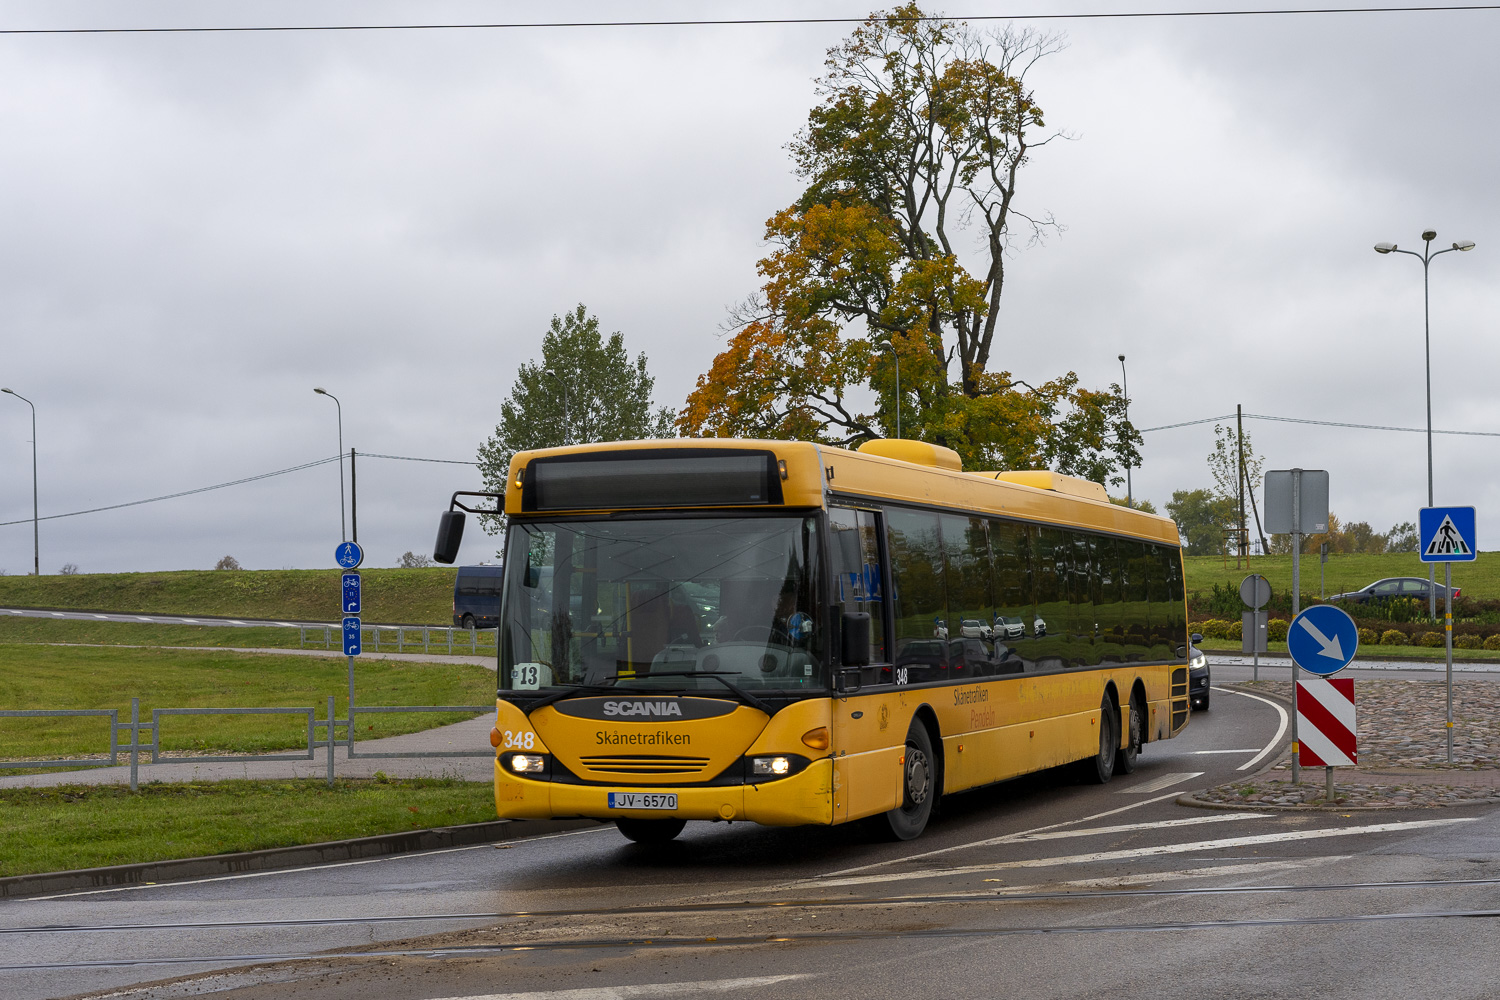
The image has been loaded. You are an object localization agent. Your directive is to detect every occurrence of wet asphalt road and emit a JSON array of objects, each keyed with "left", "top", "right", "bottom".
[{"left": 4, "top": 681, "right": 1498, "bottom": 1000}]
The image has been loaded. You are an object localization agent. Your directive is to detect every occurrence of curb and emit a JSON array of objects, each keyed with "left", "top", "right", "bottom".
[
  {"left": 0, "top": 817, "right": 603, "bottom": 899},
  {"left": 1180, "top": 682, "right": 1500, "bottom": 813}
]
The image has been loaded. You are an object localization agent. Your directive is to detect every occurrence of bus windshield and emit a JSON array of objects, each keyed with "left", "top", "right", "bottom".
[{"left": 499, "top": 516, "right": 824, "bottom": 696}]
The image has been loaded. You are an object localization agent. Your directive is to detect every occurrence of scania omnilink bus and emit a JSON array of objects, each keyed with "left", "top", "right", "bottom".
[{"left": 432, "top": 437, "right": 1191, "bottom": 842}]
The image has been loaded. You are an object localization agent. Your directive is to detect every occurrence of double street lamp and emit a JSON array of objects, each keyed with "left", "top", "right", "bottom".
[
  {"left": 1, "top": 388, "right": 38, "bottom": 576},
  {"left": 313, "top": 387, "right": 346, "bottom": 542},
  {"left": 1373, "top": 230, "right": 1476, "bottom": 616}
]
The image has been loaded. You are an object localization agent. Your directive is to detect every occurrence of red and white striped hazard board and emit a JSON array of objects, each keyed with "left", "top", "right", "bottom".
[{"left": 1297, "top": 678, "right": 1356, "bottom": 767}]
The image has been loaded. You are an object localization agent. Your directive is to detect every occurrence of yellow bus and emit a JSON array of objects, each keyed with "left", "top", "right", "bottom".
[{"left": 433, "top": 437, "right": 1191, "bottom": 843}]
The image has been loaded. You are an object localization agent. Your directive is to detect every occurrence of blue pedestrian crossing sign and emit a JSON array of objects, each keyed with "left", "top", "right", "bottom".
[
  {"left": 335, "top": 541, "right": 364, "bottom": 569},
  {"left": 1288, "top": 605, "right": 1359, "bottom": 676},
  {"left": 1419, "top": 506, "right": 1477, "bottom": 563},
  {"left": 341, "top": 572, "right": 361, "bottom": 614},
  {"left": 342, "top": 616, "right": 362, "bottom": 656}
]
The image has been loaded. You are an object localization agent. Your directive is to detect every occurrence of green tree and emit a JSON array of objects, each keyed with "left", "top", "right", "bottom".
[
  {"left": 1166, "top": 489, "right": 1237, "bottom": 556},
  {"left": 1386, "top": 521, "right": 1418, "bottom": 553},
  {"left": 678, "top": 4, "right": 1139, "bottom": 485},
  {"left": 477, "top": 306, "right": 676, "bottom": 526}
]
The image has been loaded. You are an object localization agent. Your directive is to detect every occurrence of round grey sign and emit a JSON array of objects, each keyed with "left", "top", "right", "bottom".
[{"left": 1240, "top": 573, "right": 1271, "bottom": 609}]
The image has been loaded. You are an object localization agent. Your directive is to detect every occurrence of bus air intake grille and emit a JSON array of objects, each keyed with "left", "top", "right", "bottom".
[
  {"left": 578, "top": 755, "right": 713, "bottom": 776},
  {"left": 1171, "top": 667, "right": 1188, "bottom": 698}
]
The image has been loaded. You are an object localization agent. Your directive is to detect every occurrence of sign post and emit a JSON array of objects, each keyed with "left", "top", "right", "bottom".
[
  {"left": 1239, "top": 574, "right": 1270, "bottom": 681},
  {"left": 1419, "top": 506, "right": 1477, "bottom": 764},
  {"left": 1289, "top": 604, "right": 1359, "bottom": 801},
  {"left": 1265, "top": 469, "right": 1330, "bottom": 784},
  {"left": 336, "top": 541, "right": 365, "bottom": 770}
]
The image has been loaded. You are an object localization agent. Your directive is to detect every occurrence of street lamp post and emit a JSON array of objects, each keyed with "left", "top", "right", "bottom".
[
  {"left": 313, "top": 387, "right": 346, "bottom": 542},
  {"left": 1, "top": 388, "right": 38, "bottom": 576},
  {"left": 1374, "top": 230, "right": 1476, "bottom": 616},
  {"left": 1117, "top": 354, "right": 1131, "bottom": 508},
  {"left": 545, "top": 369, "right": 571, "bottom": 446},
  {"left": 882, "top": 343, "right": 902, "bottom": 439}
]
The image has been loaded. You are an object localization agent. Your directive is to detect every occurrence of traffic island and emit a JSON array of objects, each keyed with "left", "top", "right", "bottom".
[{"left": 1181, "top": 679, "right": 1500, "bottom": 811}]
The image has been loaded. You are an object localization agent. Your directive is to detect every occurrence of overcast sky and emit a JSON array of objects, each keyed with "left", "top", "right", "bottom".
[{"left": 1, "top": 0, "right": 1497, "bottom": 576}]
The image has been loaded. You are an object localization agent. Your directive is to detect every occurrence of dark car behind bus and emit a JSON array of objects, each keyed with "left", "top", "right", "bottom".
[{"left": 453, "top": 564, "right": 504, "bottom": 629}]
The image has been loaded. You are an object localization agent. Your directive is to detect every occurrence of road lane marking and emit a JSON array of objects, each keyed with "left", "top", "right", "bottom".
[
  {"left": 1117, "top": 771, "right": 1203, "bottom": 793},
  {"left": 1216, "top": 685, "right": 1290, "bottom": 770},
  {"left": 1192, "top": 749, "right": 1262, "bottom": 754},
  {"left": 429, "top": 976, "right": 815, "bottom": 999},
  {"left": 807, "top": 818, "right": 1476, "bottom": 888},
  {"left": 996, "top": 812, "right": 1271, "bottom": 844},
  {"left": 820, "top": 790, "right": 1188, "bottom": 878}
]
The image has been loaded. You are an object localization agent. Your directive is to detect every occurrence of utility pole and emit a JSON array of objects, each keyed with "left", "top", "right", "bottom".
[{"left": 1236, "top": 405, "right": 1247, "bottom": 563}]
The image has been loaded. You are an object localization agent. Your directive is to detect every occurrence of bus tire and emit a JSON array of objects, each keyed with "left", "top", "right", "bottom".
[
  {"left": 615, "top": 818, "right": 686, "bottom": 844},
  {"left": 882, "top": 721, "right": 936, "bottom": 841},
  {"left": 1080, "top": 693, "right": 1117, "bottom": 785},
  {"left": 1116, "top": 692, "right": 1144, "bottom": 774}
]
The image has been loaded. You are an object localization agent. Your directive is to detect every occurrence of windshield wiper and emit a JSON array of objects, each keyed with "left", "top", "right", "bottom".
[
  {"left": 634, "top": 670, "right": 775, "bottom": 715},
  {"left": 524, "top": 681, "right": 643, "bottom": 712}
]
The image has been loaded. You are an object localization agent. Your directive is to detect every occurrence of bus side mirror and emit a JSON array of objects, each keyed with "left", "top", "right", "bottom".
[
  {"left": 433, "top": 510, "right": 466, "bottom": 564},
  {"left": 841, "top": 612, "right": 871, "bottom": 667}
]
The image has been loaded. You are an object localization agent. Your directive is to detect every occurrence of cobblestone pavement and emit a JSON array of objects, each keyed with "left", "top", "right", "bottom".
[{"left": 1187, "top": 678, "right": 1500, "bottom": 810}]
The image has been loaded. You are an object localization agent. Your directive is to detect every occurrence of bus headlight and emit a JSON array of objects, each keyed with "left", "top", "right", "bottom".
[
  {"left": 506, "top": 753, "right": 547, "bottom": 774},
  {"left": 752, "top": 756, "right": 793, "bottom": 776}
]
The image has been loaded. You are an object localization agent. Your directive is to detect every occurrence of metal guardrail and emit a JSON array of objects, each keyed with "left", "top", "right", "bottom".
[
  {"left": 297, "top": 624, "right": 496, "bottom": 656},
  {"left": 2, "top": 693, "right": 494, "bottom": 791}
]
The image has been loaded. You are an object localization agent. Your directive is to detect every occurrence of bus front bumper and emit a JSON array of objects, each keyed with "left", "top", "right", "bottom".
[{"left": 495, "top": 757, "right": 834, "bottom": 827}]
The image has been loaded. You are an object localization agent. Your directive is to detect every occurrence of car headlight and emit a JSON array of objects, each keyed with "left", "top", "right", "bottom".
[{"left": 1190, "top": 652, "right": 1207, "bottom": 670}]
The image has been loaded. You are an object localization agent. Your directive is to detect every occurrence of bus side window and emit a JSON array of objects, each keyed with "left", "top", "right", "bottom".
[
  {"left": 830, "top": 507, "right": 886, "bottom": 666},
  {"left": 886, "top": 506, "right": 948, "bottom": 682}
]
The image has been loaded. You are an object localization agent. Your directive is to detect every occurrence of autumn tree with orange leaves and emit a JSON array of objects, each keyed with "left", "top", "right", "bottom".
[{"left": 679, "top": 4, "right": 1141, "bottom": 488}]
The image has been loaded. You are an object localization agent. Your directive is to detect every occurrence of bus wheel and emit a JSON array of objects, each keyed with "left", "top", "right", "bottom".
[
  {"left": 461, "top": 614, "right": 476, "bottom": 630},
  {"left": 1080, "top": 694, "right": 1118, "bottom": 785},
  {"left": 1116, "top": 693, "right": 1144, "bottom": 775},
  {"left": 616, "top": 818, "right": 686, "bottom": 844},
  {"left": 883, "top": 722, "right": 936, "bottom": 841}
]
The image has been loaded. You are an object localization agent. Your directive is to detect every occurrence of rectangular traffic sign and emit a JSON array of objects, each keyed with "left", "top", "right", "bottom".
[
  {"left": 1297, "top": 678, "right": 1355, "bottom": 767},
  {"left": 1264, "top": 469, "right": 1329, "bottom": 534},
  {"left": 341, "top": 572, "right": 361, "bottom": 614},
  {"left": 1419, "top": 506, "right": 1477, "bottom": 562},
  {"left": 342, "top": 616, "right": 361, "bottom": 656}
]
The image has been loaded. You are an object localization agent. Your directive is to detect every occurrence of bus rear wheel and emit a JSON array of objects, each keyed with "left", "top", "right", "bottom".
[
  {"left": 882, "top": 721, "right": 936, "bottom": 841},
  {"left": 616, "top": 818, "right": 686, "bottom": 844},
  {"left": 1079, "top": 694, "right": 1118, "bottom": 785},
  {"left": 1116, "top": 693, "right": 1144, "bottom": 774}
]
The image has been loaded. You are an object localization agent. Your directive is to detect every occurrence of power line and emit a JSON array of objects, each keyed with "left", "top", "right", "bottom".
[
  {"left": 1139, "top": 412, "right": 1500, "bottom": 437},
  {"left": 1, "top": 5, "right": 1497, "bottom": 35},
  {"left": 0, "top": 451, "right": 481, "bottom": 528},
  {"left": 0, "top": 455, "right": 340, "bottom": 527},
  {"left": 361, "top": 452, "right": 478, "bottom": 466}
]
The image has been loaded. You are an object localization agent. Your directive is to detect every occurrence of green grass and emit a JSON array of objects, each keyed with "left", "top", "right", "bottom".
[
  {"left": 1184, "top": 551, "right": 1498, "bottom": 601},
  {"left": 1197, "top": 639, "right": 1500, "bottom": 662},
  {"left": 0, "top": 615, "right": 495, "bottom": 655},
  {"left": 0, "top": 778, "right": 498, "bottom": 878},
  {"left": 0, "top": 567, "right": 462, "bottom": 624},
  {"left": 0, "top": 644, "right": 497, "bottom": 762}
]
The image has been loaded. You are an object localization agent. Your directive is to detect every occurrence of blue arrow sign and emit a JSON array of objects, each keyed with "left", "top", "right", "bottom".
[
  {"left": 1288, "top": 605, "right": 1358, "bottom": 676},
  {"left": 1419, "top": 506, "right": 1477, "bottom": 563},
  {"left": 342, "top": 616, "right": 362, "bottom": 656},
  {"left": 341, "top": 572, "right": 361, "bottom": 614},
  {"left": 335, "top": 541, "right": 364, "bottom": 570}
]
